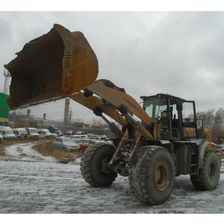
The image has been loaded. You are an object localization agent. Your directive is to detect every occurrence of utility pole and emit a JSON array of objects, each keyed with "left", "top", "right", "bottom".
[
  {"left": 69, "top": 110, "right": 72, "bottom": 124},
  {"left": 63, "top": 98, "right": 70, "bottom": 128},
  {"left": 3, "top": 69, "right": 11, "bottom": 95}
]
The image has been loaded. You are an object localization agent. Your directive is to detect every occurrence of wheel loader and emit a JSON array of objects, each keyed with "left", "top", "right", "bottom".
[{"left": 5, "top": 24, "right": 221, "bottom": 205}]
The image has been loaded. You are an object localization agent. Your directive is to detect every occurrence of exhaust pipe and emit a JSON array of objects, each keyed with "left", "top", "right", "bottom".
[{"left": 5, "top": 24, "right": 98, "bottom": 109}]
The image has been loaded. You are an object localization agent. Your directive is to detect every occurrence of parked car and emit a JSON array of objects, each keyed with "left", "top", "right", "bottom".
[
  {"left": 53, "top": 137, "right": 80, "bottom": 151},
  {"left": 25, "top": 128, "right": 39, "bottom": 138},
  {"left": 0, "top": 133, "right": 3, "bottom": 142},
  {"left": 37, "top": 124, "right": 62, "bottom": 136},
  {"left": 72, "top": 133, "right": 109, "bottom": 141},
  {"left": 70, "top": 134, "right": 89, "bottom": 141},
  {"left": 13, "top": 128, "right": 28, "bottom": 138},
  {"left": 97, "top": 135, "right": 110, "bottom": 141},
  {"left": 75, "top": 139, "right": 90, "bottom": 152},
  {"left": 0, "top": 126, "right": 16, "bottom": 139},
  {"left": 51, "top": 133, "right": 58, "bottom": 137},
  {"left": 37, "top": 128, "right": 53, "bottom": 138},
  {"left": 88, "top": 134, "right": 109, "bottom": 141},
  {"left": 65, "top": 130, "right": 74, "bottom": 135},
  {"left": 75, "top": 138, "right": 112, "bottom": 152}
]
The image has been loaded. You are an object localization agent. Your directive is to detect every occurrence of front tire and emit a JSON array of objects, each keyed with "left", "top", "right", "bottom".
[
  {"left": 80, "top": 144, "right": 117, "bottom": 187},
  {"left": 129, "top": 145, "right": 175, "bottom": 205},
  {"left": 190, "top": 150, "right": 221, "bottom": 190}
]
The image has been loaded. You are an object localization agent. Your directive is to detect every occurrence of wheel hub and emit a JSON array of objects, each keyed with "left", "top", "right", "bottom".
[{"left": 154, "top": 161, "right": 170, "bottom": 191}]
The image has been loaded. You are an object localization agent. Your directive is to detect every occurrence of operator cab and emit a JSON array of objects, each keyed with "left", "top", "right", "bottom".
[{"left": 141, "top": 93, "right": 198, "bottom": 141}]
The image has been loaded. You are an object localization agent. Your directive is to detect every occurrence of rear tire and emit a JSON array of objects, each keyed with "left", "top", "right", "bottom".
[
  {"left": 129, "top": 145, "right": 175, "bottom": 205},
  {"left": 80, "top": 144, "right": 117, "bottom": 187},
  {"left": 190, "top": 150, "right": 221, "bottom": 190}
]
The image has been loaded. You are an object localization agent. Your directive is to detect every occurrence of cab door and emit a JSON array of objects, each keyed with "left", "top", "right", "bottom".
[{"left": 182, "top": 101, "right": 198, "bottom": 139}]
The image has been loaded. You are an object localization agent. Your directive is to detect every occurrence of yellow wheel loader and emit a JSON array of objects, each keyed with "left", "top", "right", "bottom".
[{"left": 5, "top": 24, "right": 221, "bottom": 205}]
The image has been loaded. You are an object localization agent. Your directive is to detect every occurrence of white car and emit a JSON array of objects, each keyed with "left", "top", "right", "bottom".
[
  {"left": 70, "top": 134, "right": 88, "bottom": 141},
  {"left": 13, "top": 128, "right": 28, "bottom": 138},
  {"left": 83, "top": 138, "right": 112, "bottom": 145},
  {"left": 92, "top": 135, "right": 110, "bottom": 141},
  {"left": 0, "top": 126, "right": 16, "bottom": 139},
  {"left": 51, "top": 133, "right": 58, "bottom": 137},
  {"left": 25, "top": 128, "right": 39, "bottom": 138},
  {"left": 37, "top": 128, "right": 53, "bottom": 138},
  {"left": 0, "top": 133, "right": 3, "bottom": 142},
  {"left": 54, "top": 137, "right": 80, "bottom": 151}
]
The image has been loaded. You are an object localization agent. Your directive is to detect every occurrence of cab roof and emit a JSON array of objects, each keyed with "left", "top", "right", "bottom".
[{"left": 140, "top": 93, "right": 187, "bottom": 105}]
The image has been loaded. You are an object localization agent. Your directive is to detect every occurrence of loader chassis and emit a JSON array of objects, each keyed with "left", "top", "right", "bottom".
[
  {"left": 74, "top": 87, "right": 208, "bottom": 178},
  {"left": 5, "top": 24, "right": 221, "bottom": 205}
]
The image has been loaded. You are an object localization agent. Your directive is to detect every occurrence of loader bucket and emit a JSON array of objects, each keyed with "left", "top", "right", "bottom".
[{"left": 4, "top": 24, "right": 98, "bottom": 109}]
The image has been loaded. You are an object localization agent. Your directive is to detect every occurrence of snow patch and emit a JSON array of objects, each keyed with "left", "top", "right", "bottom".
[
  {"left": 1, "top": 143, "right": 224, "bottom": 213},
  {"left": 5, "top": 143, "right": 55, "bottom": 162}
]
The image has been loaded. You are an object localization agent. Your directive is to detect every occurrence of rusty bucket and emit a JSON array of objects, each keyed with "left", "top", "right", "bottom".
[{"left": 5, "top": 24, "right": 98, "bottom": 109}]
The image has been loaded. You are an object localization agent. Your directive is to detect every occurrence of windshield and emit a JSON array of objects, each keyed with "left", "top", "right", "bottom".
[
  {"left": 63, "top": 137, "right": 76, "bottom": 144},
  {"left": 29, "top": 129, "right": 38, "bottom": 134},
  {"left": 5, "top": 130, "right": 14, "bottom": 135},
  {"left": 41, "top": 129, "right": 51, "bottom": 134},
  {"left": 144, "top": 98, "right": 167, "bottom": 120},
  {"left": 18, "top": 129, "right": 27, "bottom": 134}
]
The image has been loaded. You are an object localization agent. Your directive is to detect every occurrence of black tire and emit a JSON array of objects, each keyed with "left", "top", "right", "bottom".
[
  {"left": 190, "top": 150, "right": 221, "bottom": 190},
  {"left": 80, "top": 144, "right": 117, "bottom": 187},
  {"left": 129, "top": 147, "right": 150, "bottom": 200},
  {"left": 129, "top": 145, "right": 175, "bottom": 205}
]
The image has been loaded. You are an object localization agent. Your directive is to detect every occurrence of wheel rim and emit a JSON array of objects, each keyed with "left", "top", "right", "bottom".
[{"left": 154, "top": 161, "right": 171, "bottom": 191}]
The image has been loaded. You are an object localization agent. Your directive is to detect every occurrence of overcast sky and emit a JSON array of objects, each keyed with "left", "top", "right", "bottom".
[{"left": 0, "top": 12, "right": 224, "bottom": 122}]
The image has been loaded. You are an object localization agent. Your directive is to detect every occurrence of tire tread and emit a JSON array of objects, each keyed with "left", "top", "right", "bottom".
[
  {"left": 80, "top": 143, "right": 117, "bottom": 187},
  {"left": 129, "top": 145, "right": 175, "bottom": 205}
]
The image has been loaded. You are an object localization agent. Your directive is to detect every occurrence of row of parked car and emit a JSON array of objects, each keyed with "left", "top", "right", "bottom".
[
  {"left": 0, "top": 125, "right": 111, "bottom": 154},
  {"left": 0, "top": 126, "right": 56, "bottom": 141},
  {"left": 53, "top": 134, "right": 112, "bottom": 152}
]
